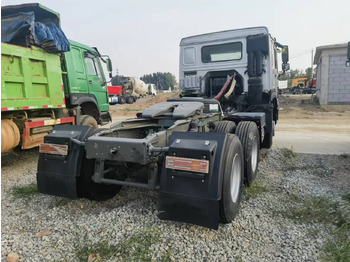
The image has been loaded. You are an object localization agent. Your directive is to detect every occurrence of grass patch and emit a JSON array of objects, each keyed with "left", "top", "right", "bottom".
[
  {"left": 342, "top": 193, "right": 350, "bottom": 203},
  {"left": 123, "top": 108, "right": 143, "bottom": 112},
  {"left": 340, "top": 153, "right": 350, "bottom": 159},
  {"left": 279, "top": 194, "right": 346, "bottom": 226},
  {"left": 277, "top": 193, "right": 350, "bottom": 260},
  {"left": 12, "top": 183, "right": 38, "bottom": 197},
  {"left": 282, "top": 147, "right": 296, "bottom": 158},
  {"left": 77, "top": 227, "right": 163, "bottom": 262},
  {"left": 243, "top": 182, "right": 268, "bottom": 200},
  {"left": 321, "top": 223, "right": 350, "bottom": 262}
]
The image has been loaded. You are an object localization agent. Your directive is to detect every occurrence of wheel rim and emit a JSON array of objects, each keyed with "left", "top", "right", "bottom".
[
  {"left": 251, "top": 136, "right": 258, "bottom": 173},
  {"left": 230, "top": 153, "right": 241, "bottom": 203}
]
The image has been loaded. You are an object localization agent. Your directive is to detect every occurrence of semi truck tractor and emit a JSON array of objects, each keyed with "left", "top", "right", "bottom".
[
  {"left": 37, "top": 27, "right": 289, "bottom": 229},
  {"left": 1, "top": 3, "right": 113, "bottom": 154}
]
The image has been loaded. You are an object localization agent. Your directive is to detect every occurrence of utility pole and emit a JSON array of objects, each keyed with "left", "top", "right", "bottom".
[{"left": 310, "top": 49, "right": 314, "bottom": 79}]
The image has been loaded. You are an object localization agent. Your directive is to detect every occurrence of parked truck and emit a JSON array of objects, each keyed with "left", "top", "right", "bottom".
[
  {"left": 37, "top": 27, "right": 289, "bottom": 229},
  {"left": 108, "top": 77, "right": 151, "bottom": 105},
  {"left": 107, "top": 85, "right": 135, "bottom": 105},
  {"left": 1, "top": 3, "right": 113, "bottom": 154},
  {"left": 290, "top": 77, "right": 307, "bottom": 94}
]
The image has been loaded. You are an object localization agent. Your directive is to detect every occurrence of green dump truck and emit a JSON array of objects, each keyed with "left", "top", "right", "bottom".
[{"left": 1, "top": 3, "right": 112, "bottom": 154}]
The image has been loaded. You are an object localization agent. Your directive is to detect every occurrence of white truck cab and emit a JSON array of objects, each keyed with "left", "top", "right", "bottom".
[{"left": 179, "top": 26, "right": 289, "bottom": 147}]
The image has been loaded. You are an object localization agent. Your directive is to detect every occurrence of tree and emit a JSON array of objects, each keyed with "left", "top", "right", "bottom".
[
  {"left": 111, "top": 75, "right": 125, "bottom": 86},
  {"left": 140, "top": 72, "right": 177, "bottom": 90}
]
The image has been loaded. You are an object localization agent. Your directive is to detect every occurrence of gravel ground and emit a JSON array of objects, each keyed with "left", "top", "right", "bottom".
[{"left": 1, "top": 149, "right": 349, "bottom": 262}]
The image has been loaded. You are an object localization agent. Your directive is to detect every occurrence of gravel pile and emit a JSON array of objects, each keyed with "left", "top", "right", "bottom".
[{"left": 1, "top": 149, "right": 349, "bottom": 262}]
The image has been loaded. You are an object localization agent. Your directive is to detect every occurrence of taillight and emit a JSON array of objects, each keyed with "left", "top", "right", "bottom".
[
  {"left": 166, "top": 156, "right": 209, "bottom": 174},
  {"left": 39, "top": 143, "right": 68, "bottom": 156}
]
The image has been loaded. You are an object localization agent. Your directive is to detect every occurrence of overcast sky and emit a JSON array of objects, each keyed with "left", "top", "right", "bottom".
[{"left": 2, "top": 0, "right": 350, "bottom": 80}]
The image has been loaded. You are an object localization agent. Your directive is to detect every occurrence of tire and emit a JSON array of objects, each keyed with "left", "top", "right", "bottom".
[
  {"left": 78, "top": 115, "right": 98, "bottom": 129},
  {"left": 261, "top": 132, "right": 273, "bottom": 148},
  {"left": 118, "top": 96, "right": 126, "bottom": 104},
  {"left": 219, "top": 134, "right": 244, "bottom": 223},
  {"left": 126, "top": 96, "right": 135, "bottom": 104},
  {"left": 214, "top": 121, "right": 236, "bottom": 133},
  {"left": 77, "top": 128, "right": 122, "bottom": 201},
  {"left": 235, "top": 121, "right": 260, "bottom": 186}
]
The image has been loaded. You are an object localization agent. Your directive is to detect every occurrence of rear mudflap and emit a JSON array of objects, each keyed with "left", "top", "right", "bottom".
[
  {"left": 158, "top": 193, "right": 220, "bottom": 230},
  {"left": 37, "top": 171, "right": 78, "bottom": 199},
  {"left": 37, "top": 125, "right": 93, "bottom": 199},
  {"left": 158, "top": 131, "right": 227, "bottom": 230}
]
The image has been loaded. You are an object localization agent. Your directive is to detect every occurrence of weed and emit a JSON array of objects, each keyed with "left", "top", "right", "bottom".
[
  {"left": 12, "top": 183, "right": 38, "bottom": 197},
  {"left": 279, "top": 193, "right": 346, "bottom": 227},
  {"left": 77, "top": 227, "right": 161, "bottom": 262},
  {"left": 308, "top": 228, "right": 319, "bottom": 237},
  {"left": 342, "top": 193, "right": 350, "bottom": 203},
  {"left": 321, "top": 223, "right": 350, "bottom": 262},
  {"left": 282, "top": 148, "right": 296, "bottom": 158},
  {"left": 161, "top": 248, "right": 172, "bottom": 262},
  {"left": 340, "top": 153, "right": 350, "bottom": 159},
  {"left": 243, "top": 182, "right": 268, "bottom": 200}
]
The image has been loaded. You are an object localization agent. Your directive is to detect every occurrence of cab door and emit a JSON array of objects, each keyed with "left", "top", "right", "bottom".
[{"left": 84, "top": 53, "right": 109, "bottom": 112}]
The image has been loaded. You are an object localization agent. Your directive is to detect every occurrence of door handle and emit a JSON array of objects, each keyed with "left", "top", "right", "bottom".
[{"left": 89, "top": 80, "right": 92, "bottom": 84}]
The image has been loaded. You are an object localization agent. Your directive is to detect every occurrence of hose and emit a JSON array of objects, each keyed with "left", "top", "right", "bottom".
[
  {"left": 224, "top": 78, "right": 236, "bottom": 99},
  {"left": 214, "top": 75, "right": 232, "bottom": 100}
]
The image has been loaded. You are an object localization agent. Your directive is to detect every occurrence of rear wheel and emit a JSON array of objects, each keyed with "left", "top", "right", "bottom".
[
  {"left": 219, "top": 134, "right": 244, "bottom": 223},
  {"left": 214, "top": 120, "right": 236, "bottom": 133},
  {"left": 78, "top": 115, "right": 98, "bottom": 129},
  {"left": 77, "top": 129, "right": 122, "bottom": 201},
  {"left": 235, "top": 121, "right": 260, "bottom": 186},
  {"left": 118, "top": 96, "right": 126, "bottom": 104},
  {"left": 126, "top": 96, "right": 135, "bottom": 104}
]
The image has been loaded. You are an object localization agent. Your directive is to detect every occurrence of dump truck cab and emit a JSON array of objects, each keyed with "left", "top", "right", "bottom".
[{"left": 63, "top": 40, "right": 111, "bottom": 124}]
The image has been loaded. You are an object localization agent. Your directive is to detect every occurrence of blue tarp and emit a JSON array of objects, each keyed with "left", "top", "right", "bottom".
[
  {"left": 1, "top": 11, "right": 70, "bottom": 53},
  {"left": 1, "top": 11, "right": 34, "bottom": 45}
]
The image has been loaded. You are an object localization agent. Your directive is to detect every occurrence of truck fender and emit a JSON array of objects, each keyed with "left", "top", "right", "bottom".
[
  {"left": 158, "top": 131, "right": 228, "bottom": 229},
  {"left": 36, "top": 125, "right": 93, "bottom": 199},
  {"left": 69, "top": 94, "right": 100, "bottom": 114}
]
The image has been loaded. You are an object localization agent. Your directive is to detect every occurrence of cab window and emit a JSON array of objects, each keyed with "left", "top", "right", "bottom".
[{"left": 84, "top": 57, "right": 97, "bottom": 76}]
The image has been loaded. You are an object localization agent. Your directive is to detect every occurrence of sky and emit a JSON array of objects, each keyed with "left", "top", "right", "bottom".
[{"left": 2, "top": 0, "right": 350, "bottom": 81}]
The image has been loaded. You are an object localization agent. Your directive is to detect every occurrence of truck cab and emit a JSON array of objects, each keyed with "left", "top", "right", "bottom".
[
  {"left": 179, "top": 27, "right": 289, "bottom": 147},
  {"left": 63, "top": 40, "right": 111, "bottom": 124}
]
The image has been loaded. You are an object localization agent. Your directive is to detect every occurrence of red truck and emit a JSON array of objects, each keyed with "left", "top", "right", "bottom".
[{"left": 107, "top": 85, "right": 135, "bottom": 104}]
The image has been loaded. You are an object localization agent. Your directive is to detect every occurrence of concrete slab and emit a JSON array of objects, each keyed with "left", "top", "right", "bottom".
[{"left": 273, "top": 131, "right": 350, "bottom": 155}]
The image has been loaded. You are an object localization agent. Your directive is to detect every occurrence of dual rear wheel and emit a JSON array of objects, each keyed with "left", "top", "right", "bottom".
[{"left": 215, "top": 120, "right": 260, "bottom": 223}]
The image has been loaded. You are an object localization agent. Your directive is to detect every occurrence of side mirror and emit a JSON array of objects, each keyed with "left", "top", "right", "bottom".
[
  {"left": 282, "top": 45, "right": 289, "bottom": 64},
  {"left": 282, "top": 63, "right": 290, "bottom": 72},
  {"left": 106, "top": 58, "right": 113, "bottom": 72}
]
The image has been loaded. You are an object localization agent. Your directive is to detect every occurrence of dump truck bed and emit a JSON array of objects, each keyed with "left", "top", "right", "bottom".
[{"left": 1, "top": 43, "right": 65, "bottom": 111}]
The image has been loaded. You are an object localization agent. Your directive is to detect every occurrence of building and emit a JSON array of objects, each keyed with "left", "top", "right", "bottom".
[{"left": 313, "top": 43, "right": 350, "bottom": 105}]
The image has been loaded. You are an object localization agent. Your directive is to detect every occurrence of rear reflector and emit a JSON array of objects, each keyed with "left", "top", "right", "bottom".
[
  {"left": 39, "top": 143, "right": 68, "bottom": 156},
  {"left": 166, "top": 156, "right": 209, "bottom": 174}
]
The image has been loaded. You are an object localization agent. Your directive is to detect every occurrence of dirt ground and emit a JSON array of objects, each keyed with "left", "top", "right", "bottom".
[
  {"left": 108, "top": 92, "right": 179, "bottom": 122},
  {"left": 275, "top": 94, "right": 350, "bottom": 154}
]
